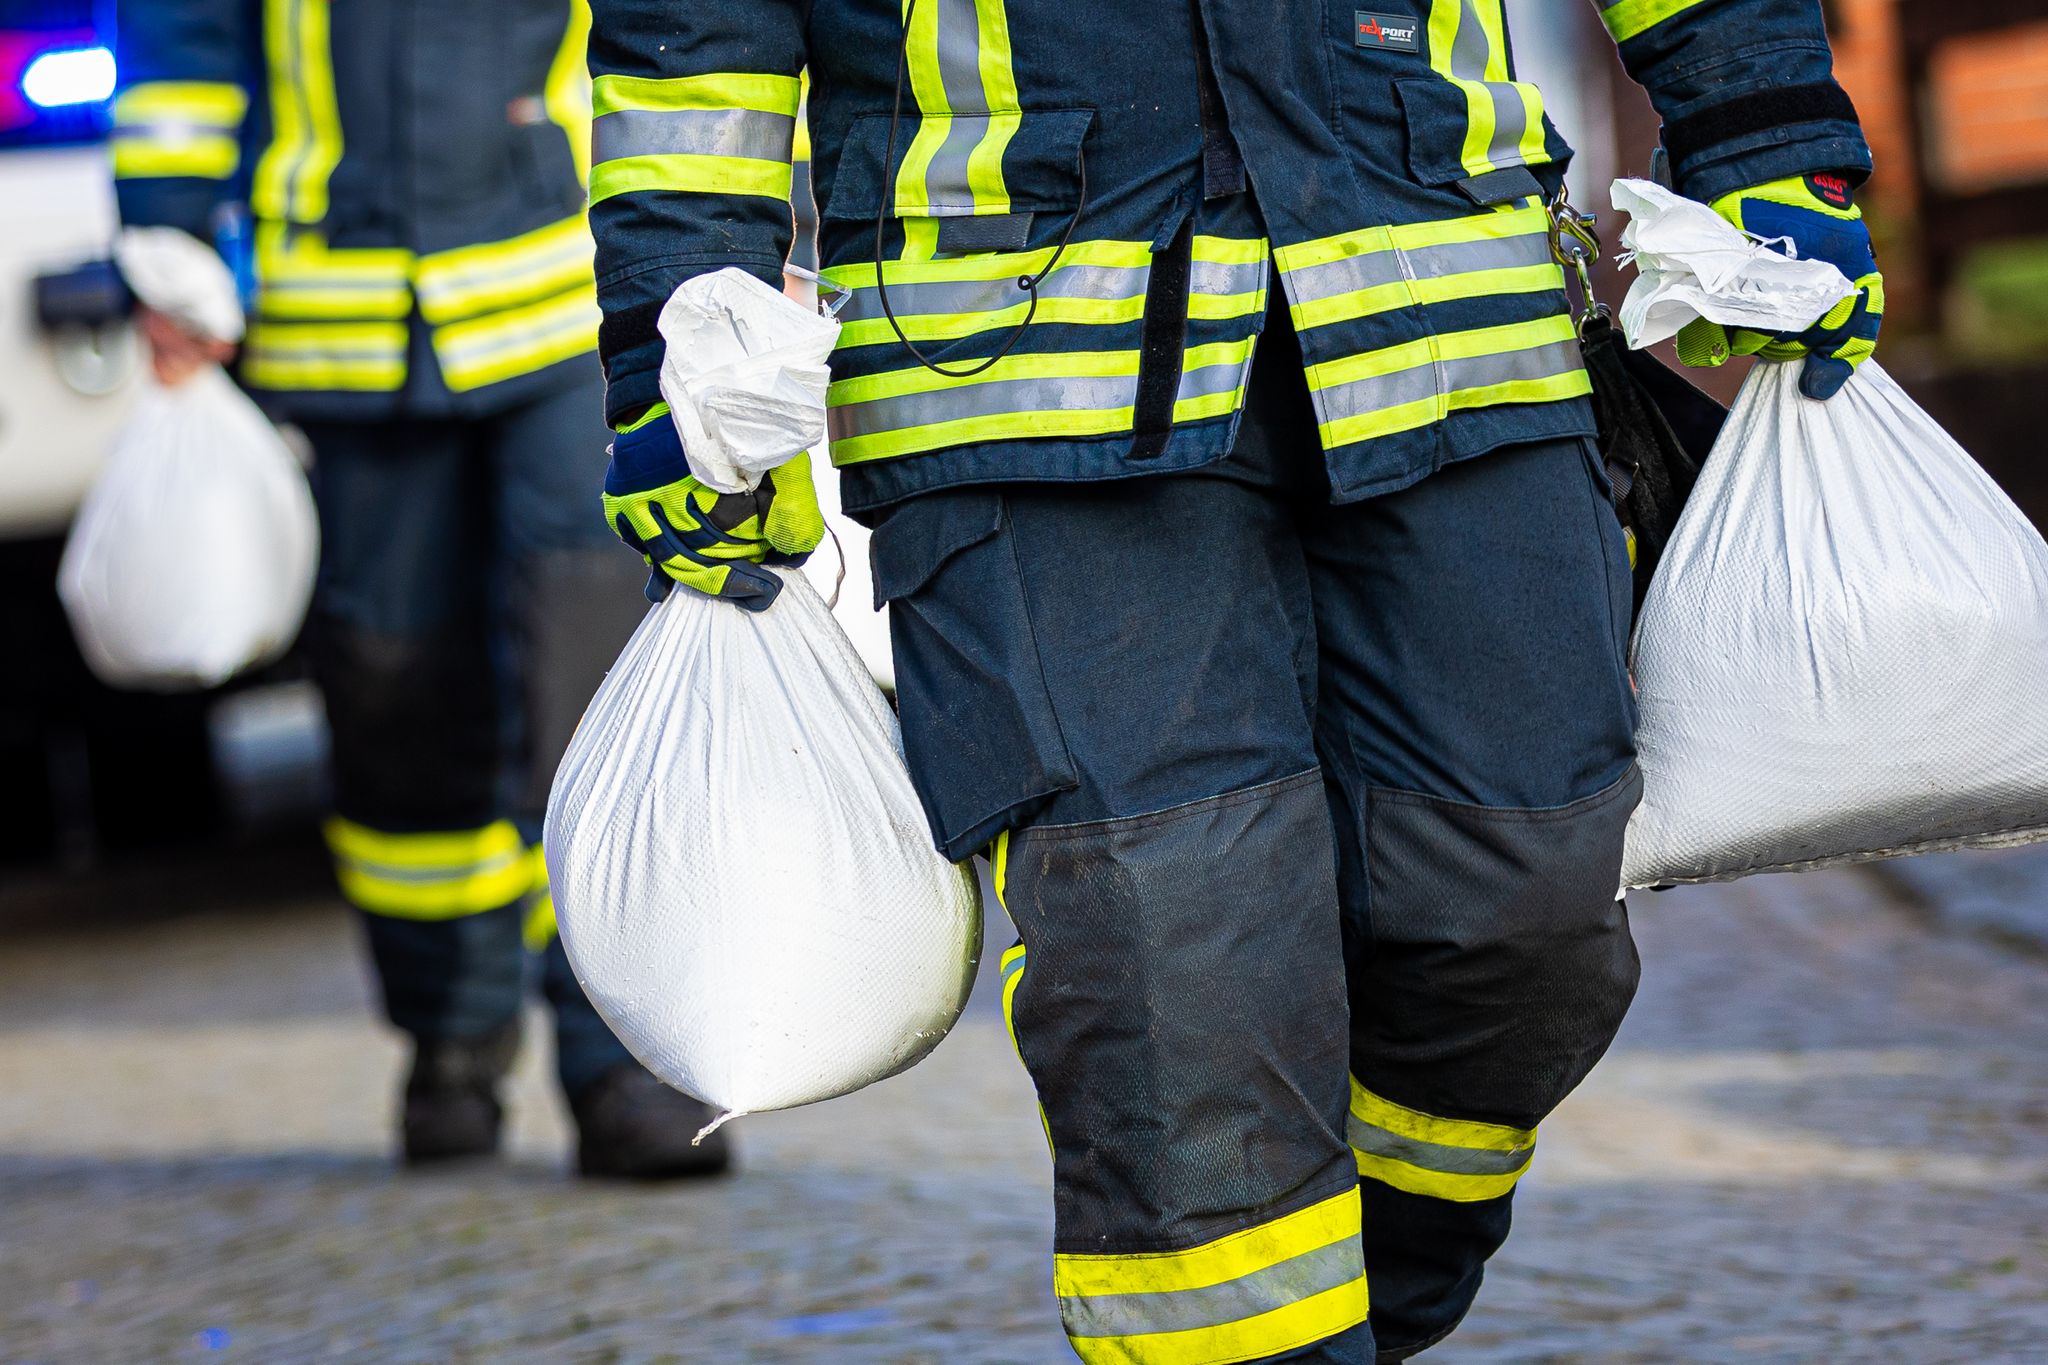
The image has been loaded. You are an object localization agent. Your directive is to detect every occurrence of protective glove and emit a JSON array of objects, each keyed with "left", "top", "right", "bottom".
[
  {"left": 1674, "top": 173, "right": 1883, "bottom": 400},
  {"left": 602, "top": 402, "right": 825, "bottom": 611}
]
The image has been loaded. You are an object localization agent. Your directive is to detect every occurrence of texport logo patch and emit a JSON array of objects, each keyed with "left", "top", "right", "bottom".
[{"left": 1356, "top": 11, "right": 1420, "bottom": 51}]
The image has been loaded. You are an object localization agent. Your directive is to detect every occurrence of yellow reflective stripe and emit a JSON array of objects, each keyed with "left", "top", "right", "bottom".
[
  {"left": 588, "top": 153, "right": 791, "bottom": 205},
  {"left": 433, "top": 284, "right": 599, "bottom": 391},
  {"left": 413, "top": 215, "right": 595, "bottom": 325},
  {"left": 242, "top": 320, "right": 406, "bottom": 391},
  {"left": 112, "top": 137, "right": 240, "bottom": 180},
  {"left": 522, "top": 846, "right": 557, "bottom": 951},
  {"left": 832, "top": 405, "right": 1133, "bottom": 465},
  {"left": 1320, "top": 367, "right": 1590, "bottom": 449},
  {"left": 991, "top": 829, "right": 1012, "bottom": 907},
  {"left": 1292, "top": 261, "right": 1562, "bottom": 332},
  {"left": 831, "top": 347, "right": 1139, "bottom": 406},
  {"left": 252, "top": 0, "right": 342, "bottom": 223},
  {"left": 839, "top": 290, "right": 1145, "bottom": 349},
  {"left": 1056, "top": 1192, "right": 1360, "bottom": 1299},
  {"left": 112, "top": 82, "right": 249, "bottom": 180},
  {"left": 1598, "top": 0, "right": 1717, "bottom": 42},
  {"left": 1348, "top": 1079, "right": 1537, "bottom": 1202},
  {"left": 546, "top": 0, "right": 594, "bottom": 185},
  {"left": 591, "top": 71, "right": 801, "bottom": 117},
  {"left": 323, "top": 819, "right": 534, "bottom": 918},
  {"left": 892, "top": 0, "right": 1022, "bottom": 238},
  {"left": 1350, "top": 1080, "right": 1534, "bottom": 1155},
  {"left": 894, "top": 0, "right": 950, "bottom": 243},
  {"left": 253, "top": 225, "right": 413, "bottom": 320},
  {"left": 1194, "top": 235, "right": 1270, "bottom": 266},
  {"left": 1273, "top": 204, "right": 1549, "bottom": 274},
  {"left": 113, "top": 81, "right": 249, "bottom": 127},
  {"left": 826, "top": 238, "right": 1154, "bottom": 291},
  {"left": 523, "top": 892, "right": 558, "bottom": 951},
  {"left": 1068, "top": 1279, "right": 1370, "bottom": 1365},
  {"left": 1515, "top": 81, "right": 1547, "bottom": 166},
  {"left": 966, "top": 0, "right": 1023, "bottom": 212},
  {"left": 1305, "top": 313, "right": 1578, "bottom": 392}
]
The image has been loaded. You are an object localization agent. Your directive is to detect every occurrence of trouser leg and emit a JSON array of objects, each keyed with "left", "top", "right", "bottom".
[
  {"left": 486, "top": 359, "right": 650, "bottom": 1097},
  {"left": 1303, "top": 431, "right": 1642, "bottom": 1360},
  {"left": 303, "top": 416, "right": 529, "bottom": 1045},
  {"left": 875, "top": 449, "right": 1373, "bottom": 1363}
]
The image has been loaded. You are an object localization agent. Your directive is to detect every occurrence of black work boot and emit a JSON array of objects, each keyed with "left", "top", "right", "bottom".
[
  {"left": 568, "top": 1064, "right": 733, "bottom": 1180},
  {"left": 401, "top": 1022, "right": 521, "bottom": 1165}
]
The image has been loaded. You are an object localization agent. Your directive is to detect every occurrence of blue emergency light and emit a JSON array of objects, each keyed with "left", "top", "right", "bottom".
[{"left": 21, "top": 44, "right": 113, "bottom": 108}]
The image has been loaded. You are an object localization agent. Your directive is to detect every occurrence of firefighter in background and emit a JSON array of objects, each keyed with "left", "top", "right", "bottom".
[
  {"left": 110, "top": 0, "right": 727, "bottom": 1177},
  {"left": 585, "top": 0, "right": 1881, "bottom": 1358}
]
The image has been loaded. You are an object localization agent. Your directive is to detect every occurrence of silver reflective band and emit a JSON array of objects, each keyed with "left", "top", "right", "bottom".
[
  {"left": 1283, "top": 229, "right": 1552, "bottom": 307},
  {"left": 1318, "top": 339, "right": 1584, "bottom": 423},
  {"left": 1347, "top": 1111, "right": 1536, "bottom": 1177},
  {"left": 590, "top": 107, "right": 796, "bottom": 166},
  {"left": 1446, "top": 0, "right": 1535, "bottom": 170},
  {"left": 1177, "top": 351, "right": 1252, "bottom": 402},
  {"left": 1189, "top": 256, "right": 1269, "bottom": 300},
  {"left": 829, "top": 372, "right": 1136, "bottom": 444},
  {"left": 837, "top": 260, "right": 1147, "bottom": 327},
  {"left": 919, "top": 0, "right": 998, "bottom": 211},
  {"left": 1061, "top": 1240, "right": 1364, "bottom": 1340}
]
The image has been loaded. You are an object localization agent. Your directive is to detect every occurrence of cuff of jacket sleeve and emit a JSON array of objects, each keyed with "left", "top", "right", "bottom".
[
  {"left": 603, "top": 362, "right": 664, "bottom": 431},
  {"left": 595, "top": 253, "right": 786, "bottom": 427},
  {"left": 1670, "top": 128, "right": 1873, "bottom": 204}
]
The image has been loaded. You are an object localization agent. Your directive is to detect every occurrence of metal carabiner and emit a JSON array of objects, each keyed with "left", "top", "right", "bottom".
[{"left": 1547, "top": 188, "right": 1603, "bottom": 334}]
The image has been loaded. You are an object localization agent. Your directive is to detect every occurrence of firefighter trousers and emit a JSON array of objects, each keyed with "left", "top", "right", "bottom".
[
  {"left": 870, "top": 312, "right": 1641, "bottom": 1364},
  {"left": 301, "top": 362, "right": 649, "bottom": 1097}
]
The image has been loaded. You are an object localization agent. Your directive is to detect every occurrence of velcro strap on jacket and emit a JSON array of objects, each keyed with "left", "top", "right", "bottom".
[{"left": 1661, "top": 83, "right": 1861, "bottom": 169}]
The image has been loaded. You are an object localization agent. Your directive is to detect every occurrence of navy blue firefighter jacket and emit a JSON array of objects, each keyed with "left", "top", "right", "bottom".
[{"left": 585, "top": 0, "right": 1870, "bottom": 513}]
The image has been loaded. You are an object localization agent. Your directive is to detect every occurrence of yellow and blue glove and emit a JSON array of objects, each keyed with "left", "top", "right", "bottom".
[
  {"left": 603, "top": 402, "right": 826, "bottom": 611},
  {"left": 1676, "top": 173, "right": 1884, "bottom": 401}
]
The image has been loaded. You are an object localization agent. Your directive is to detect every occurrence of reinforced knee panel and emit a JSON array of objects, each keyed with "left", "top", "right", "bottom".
[{"left": 1000, "top": 772, "right": 1372, "bottom": 1364}]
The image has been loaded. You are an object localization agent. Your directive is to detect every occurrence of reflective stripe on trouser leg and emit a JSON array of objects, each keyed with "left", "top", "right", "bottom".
[
  {"left": 323, "top": 823, "right": 536, "bottom": 1045},
  {"left": 992, "top": 831, "right": 1055, "bottom": 1155},
  {"left": 324, "top": 819, "right": 534, "bottom": 919},
  {"left": 1001, "top": 773, "right": 1371, "bottom": 1364}
]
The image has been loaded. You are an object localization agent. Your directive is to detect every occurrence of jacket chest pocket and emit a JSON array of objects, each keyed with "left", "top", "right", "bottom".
[{"left": 1336, "top": 0, "right": 1573, "bottom": 206}]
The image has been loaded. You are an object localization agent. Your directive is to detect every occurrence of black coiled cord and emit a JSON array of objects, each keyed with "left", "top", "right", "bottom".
[{"left": 872, "top": 0, "right": 1089, "bottom": 378}]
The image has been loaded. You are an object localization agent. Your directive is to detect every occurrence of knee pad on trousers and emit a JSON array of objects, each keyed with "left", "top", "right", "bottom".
[
  {"left": 1351, "top": 767, "right": 1642, "bottom": 1131},
  {"left": 1002, "top": 773, "right": 1374, "bottom": 1364},
  {"left": 309, "top": 619, "right": 499, "bottom": 827}
]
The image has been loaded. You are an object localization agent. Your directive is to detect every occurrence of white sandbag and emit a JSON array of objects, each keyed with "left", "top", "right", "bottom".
[
  {"left": 58, "top": 369, "right": 318, "bottom": 690},
  {"left": 1615, "top": 194, "right": 2048, "bottom": 886},
  {"left": 543, "top": 567, "right": 980, "bottom": 1130}
]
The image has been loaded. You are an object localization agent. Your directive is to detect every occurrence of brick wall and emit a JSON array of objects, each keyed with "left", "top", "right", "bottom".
[{"left": 1929, "top": 21, "right": 2048, "bottom": 192}]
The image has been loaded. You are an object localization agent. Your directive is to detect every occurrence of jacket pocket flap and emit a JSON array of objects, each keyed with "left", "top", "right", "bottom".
[
  {"left": 867, "top": 489, "right": 1006, "bottom": 607},
  {"left": 825, "top": 108, "right": 1095, "bottom": 222},
  {"left": 1392, "top": 75, "right": 1570, "bottom": 195}
]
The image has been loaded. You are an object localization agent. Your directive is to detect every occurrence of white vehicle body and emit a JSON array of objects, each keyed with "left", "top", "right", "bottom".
[{"left": 0, "top": 143, "right": 138, "bottom": 537}]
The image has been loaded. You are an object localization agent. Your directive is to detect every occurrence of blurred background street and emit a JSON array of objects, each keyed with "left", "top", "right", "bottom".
[{"left": 3, "top": 851, "right": 2046, "bottom": 1364}]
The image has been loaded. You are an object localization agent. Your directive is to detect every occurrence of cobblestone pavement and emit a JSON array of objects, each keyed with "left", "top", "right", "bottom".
[{"left": 0, "top": 859, "right": 2044, "bottom": 1364}]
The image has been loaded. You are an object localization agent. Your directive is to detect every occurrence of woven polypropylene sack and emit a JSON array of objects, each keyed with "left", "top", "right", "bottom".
[
  {"left": 1622, "top": 360, "right": 2048, "bottom": 887},
  {"left": 543, "top": 569, "right": 981, "bottom": 1127},
  {"left": 58, "top": 370, "right": 317, "bottom": 690}
]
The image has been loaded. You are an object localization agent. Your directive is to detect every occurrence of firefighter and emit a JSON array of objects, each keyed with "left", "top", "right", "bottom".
[
  {"left": 110, "top": 0, "right": 730, "bottom": 1179},
  {"left": 589, "top": 0, "right": 1879, "bottom": 1357}
]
